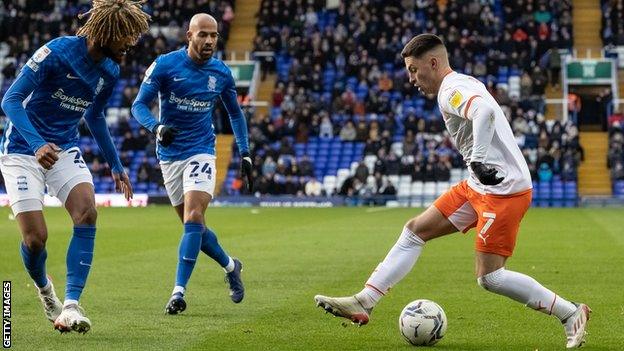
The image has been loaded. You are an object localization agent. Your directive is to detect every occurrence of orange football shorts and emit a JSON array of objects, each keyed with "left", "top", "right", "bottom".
[{"left": 433, "top": 180, "right": 532, "bottom": 257}]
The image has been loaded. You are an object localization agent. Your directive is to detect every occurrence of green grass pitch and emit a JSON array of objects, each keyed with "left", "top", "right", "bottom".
[{"left": 1, "top": 206, "right": 623, "bottom": 350}]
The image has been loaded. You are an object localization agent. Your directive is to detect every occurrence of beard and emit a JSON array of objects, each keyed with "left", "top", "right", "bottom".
[{"left": 102, "top": 46, "right": 123, "bottom": 63}]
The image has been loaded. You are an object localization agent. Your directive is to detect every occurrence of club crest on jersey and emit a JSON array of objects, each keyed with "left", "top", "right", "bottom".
[
  {"left": 448, "top": 90, "right": 464, "bottom": 109},
  {"left": 95, "top": 78, "right": 104, "bottom": 95},
  {"left": 207, "top": 76, "right": 217, "bottom": 91}
]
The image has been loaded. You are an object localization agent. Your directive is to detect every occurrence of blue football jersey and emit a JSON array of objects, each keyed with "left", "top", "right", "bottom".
[
  {"left": 132, "top": 48, "right": 249, "bottom": 162},
  {"left": 0, "top": 36, "right": 119, "bottom": 155}
]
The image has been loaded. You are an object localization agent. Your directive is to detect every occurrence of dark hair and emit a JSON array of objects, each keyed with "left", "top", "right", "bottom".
[{"left": 401, "top": 34, "right": 445, "bottom": 59}]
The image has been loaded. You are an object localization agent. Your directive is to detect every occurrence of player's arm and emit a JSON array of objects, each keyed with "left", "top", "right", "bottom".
[
  {"left": 83, "top": 80, "right": 133, "bottom": 199},
  {"left": 466, "top": 97, "right": 503, "bottom": 185},
  {"left": 220, "top": 72, "right": 253, "bottom": 191},
  {"left": 0, "top": 45, "right": 60, "bottom": 168},
  {"left": 131, "top": 59, "right": 177, "bottom": 146}
]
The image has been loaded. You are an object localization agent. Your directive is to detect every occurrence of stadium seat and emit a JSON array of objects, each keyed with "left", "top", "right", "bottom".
[
  {"left": 411, "top": 181, "right": 424, "bottom": 196},
  {"left": 436, "top": 182, "right": 450, "bottom": 195}
]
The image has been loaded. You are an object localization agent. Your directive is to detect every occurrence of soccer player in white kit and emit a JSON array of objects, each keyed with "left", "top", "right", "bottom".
[{"left": 314, "top": 34, "right": 591, "bottom": 348}]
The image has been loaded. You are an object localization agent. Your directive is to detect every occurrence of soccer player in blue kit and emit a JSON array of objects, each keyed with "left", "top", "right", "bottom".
[
  {"left": 0, "top": 0, "right": 150, "bottom": 333},
  {"left": 132, "top": 13, "right": 252, "bottom": 314}
]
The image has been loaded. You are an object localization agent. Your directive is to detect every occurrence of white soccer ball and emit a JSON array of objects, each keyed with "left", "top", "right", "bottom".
[{"left": 398, "top": 299, "right": 447, "bottom": 346}]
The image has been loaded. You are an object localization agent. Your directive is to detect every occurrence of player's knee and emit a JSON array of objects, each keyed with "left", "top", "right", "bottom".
[
  {"left": 404, "top": 217, "right": 431, "bottom": 242},
  {"left": 184, "top": 208, "right": 204, "bottom": 224},
  {"left": 477, "top": 268, "right": 505, "bottom": 292},
  {"left": 72, "top": 205, "right": 98, "bottom": 225},
  {"left": 23, "top": 232, "right": 47, "bottom": 253}
]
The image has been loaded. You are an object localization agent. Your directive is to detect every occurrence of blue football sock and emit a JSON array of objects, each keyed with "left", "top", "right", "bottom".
[
  {"left": 20, "top": 242, "right": 49, "bottom": 288},
  {"left": 200, "top": 227, "right": 230, "bottom": 268},
  {"left": 65, "top": 225, "right": 96, "bottom": 302},
  {"left": 175, "top": 222, "right": 204, "bottom": 289}
]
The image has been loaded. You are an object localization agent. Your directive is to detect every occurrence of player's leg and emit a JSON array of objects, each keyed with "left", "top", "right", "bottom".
[
  {"left": 46, "top": 148, "right": 95, "bottom": 333},
  {"left": 167, "top": 155, "right": 243, "bottom": 311},
  {"left": 173, "top": 203, "right": 184, "bottom": 222},
  {"left": 164, "top": 155, "right": 244, "bottom": 313},
  {"left": 170, "top": 190, "right": 209, "bottom": 302},
  {"left": 315, "top": 181, "right": 475, "bottom": 325},
  {"left": 472, "top": 191, "right": 590, "bottom": 348},
  {"left": 171, "top": 194, "right": 243, "bottom": 304},
  {"left": 187, "top": 155, "right": 242, "bottom": 302},
  {"left": 173, "top": 201, "right": 234, "bottom": 270},
  {"left": 0, "top": 155, "right": 63, "bottom": 323},
  {"left": 160, "top": 160, "right": 189, "bottom": 314},
  {"left": 16, "top": 211, "right": 64, "bottom": 323},
  {"left": 476, "top": 252, "right": 590, "bottom": 348},
  {"left": 53, "top": 182, "right": 96, "bottom": 333}
]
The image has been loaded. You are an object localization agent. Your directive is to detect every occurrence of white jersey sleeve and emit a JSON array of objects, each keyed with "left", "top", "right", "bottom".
[{"left": 437, "top": 72, "right": 532, "bottom": 195}]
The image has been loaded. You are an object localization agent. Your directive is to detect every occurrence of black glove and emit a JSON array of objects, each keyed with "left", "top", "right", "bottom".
[
  {"left": 470, "top": 162, "right": 504, "bottom": 186},
  {"left": 240, "top": 152, "right": 254, "bottom": 192},
  {"left": 152, "top": 124, "right": 178, "bottom": 147}
]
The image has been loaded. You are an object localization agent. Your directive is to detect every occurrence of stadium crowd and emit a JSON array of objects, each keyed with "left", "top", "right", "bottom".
[
  {"left": 229, "top": 0, "right": 578, "bottom": 197},
  {"left": 608, "top": 119, "right": 624, "bottom": 189},
  {"left": 0, "top": 0, "right": 235, "bottom": 81},
  {"left": 0, "top": 0, "right": 236, "bottom": 194},
  {"left": 601, "top": 0, "right": 624, "bottom": 46},
  {"left": 0, "top": 0, "right": 584, "bottom": 201}
]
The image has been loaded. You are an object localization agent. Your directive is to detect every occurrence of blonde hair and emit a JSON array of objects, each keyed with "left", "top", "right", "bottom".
[{"left": 77, "top": 0, "right": 151, "bottom": 46}]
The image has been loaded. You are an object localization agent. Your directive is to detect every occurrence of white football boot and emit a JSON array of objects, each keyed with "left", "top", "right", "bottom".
[
  {"left": 314, "top": 295, "right": 372, "bottom": 325},
  {"left": 36, "top": 279, "right": 63, "bottom": 323},
  {"left": 564, "top": 303, "right": 591, "bottom": 348},
  {"left": 54, "top": 304, "right": 91, "bottom": 334}
]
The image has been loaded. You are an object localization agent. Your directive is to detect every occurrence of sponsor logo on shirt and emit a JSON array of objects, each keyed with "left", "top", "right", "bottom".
[
  {"left": 168, "top": 91, "right": 212, "bottom": 112},
  {"left": 52, "top": 88, "right": 92, "bottom": 113}
]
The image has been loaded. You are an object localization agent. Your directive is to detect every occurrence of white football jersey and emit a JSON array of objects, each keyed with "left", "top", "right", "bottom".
[{"left": 437, "top": 71, "right": 532, "bottom": 195}]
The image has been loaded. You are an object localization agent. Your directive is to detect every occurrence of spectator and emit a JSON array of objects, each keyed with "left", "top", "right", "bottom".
[
  {"left": 612, "top": 161, "right": 624, "bottom": 181},
  {"left": 538, "top": 163, "right": 553, "bottom": 182},
  {"left": 137, "top": 157, "right": 153, "bottom": 183},
  {"left": 319, "top": 115, "right": 333, "bottom": 139},
  {"left": 121, "top": 131, "right": 139, "bottom": 151},
  {"left": 339, "top": 121, "right": 357, "bottom": 141},
  {"left": 568, "top": 91, "right": 581, "bottom": 125},
  {"left": 354, "top": 162, "right": 369, "bottom": 183},
  {"left": 305, "top": 177, "right": 323, "bottom": 196},
  {"left": 548, "top": 48, "right": 561, "bottom": 87},
  {"left": 355, "top": 121, "right": 369, "bottom": 141}
]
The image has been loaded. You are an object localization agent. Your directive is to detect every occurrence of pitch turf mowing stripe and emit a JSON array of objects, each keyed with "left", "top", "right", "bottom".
[{"left": 0, "top": 207, "right": 622, "bottom": 350}]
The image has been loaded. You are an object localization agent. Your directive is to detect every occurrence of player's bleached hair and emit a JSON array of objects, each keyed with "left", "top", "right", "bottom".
[
  {"left": 401, "top": 34, "right": 445, "bottom": 59},
  {"left": 77, "top": 0, "right": 151, "bottom": 46}
]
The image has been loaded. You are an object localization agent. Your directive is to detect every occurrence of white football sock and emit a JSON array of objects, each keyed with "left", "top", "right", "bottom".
[
  {"left": 37, "top": 280, "right": 52, "bottom": 294},
  {"left": 355, "top": 227, "right": 425, "bottom": 309},
  {"left": 478, "top": 268, "right": 576, "bottom": 321},
  {"left": 172, "top": 285, "right": 185, "bottom": 296},
  {"left": 223, "top": 257, "right": 235, "bottom": 273},
  {"left": 63, "top": 299, "right": 79, "bottom": 308}
]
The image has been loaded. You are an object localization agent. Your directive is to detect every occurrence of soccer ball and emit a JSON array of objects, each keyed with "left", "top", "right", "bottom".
[{"left": 398, "top": 299, "right": 447, "bottom": 346}]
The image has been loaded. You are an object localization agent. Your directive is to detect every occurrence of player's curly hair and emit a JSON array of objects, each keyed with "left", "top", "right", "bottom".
[{"left": 77, "top": 0, "right": 151, "bottom": 47}]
